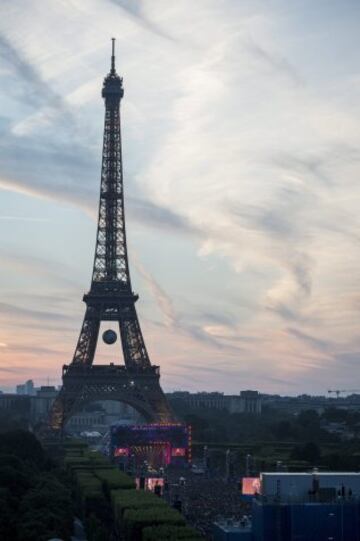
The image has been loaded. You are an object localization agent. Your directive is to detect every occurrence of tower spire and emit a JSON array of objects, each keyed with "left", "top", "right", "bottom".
[{"left": 111, "top": 37, "right": 116, "bottom": 74}]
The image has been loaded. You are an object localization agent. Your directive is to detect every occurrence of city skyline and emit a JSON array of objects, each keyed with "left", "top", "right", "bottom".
[{"left": 1, "top": 1, "right": 360, "bottom": 395}]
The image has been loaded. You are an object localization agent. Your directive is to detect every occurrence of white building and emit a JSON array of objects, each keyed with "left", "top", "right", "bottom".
[
  {"left": 170, "top": 390, "right": 262, "bottom": 414},
  {"left": 260, "top": 472, "right": 360, "bottom": 501}
]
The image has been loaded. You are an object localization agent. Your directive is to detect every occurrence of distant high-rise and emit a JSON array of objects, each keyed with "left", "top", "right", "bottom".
[{"left": 16, "top": 379, "right": 35, "bottom": 396}]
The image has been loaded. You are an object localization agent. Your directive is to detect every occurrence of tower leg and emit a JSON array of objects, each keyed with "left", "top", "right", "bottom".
[{"left": 73, "top": 308, "right": 100, "bottom": 366}]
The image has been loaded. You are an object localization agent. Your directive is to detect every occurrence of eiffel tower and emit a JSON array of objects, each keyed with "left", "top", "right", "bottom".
[{"left": 50, "top": 40, "right": 173, "bottom": 430}]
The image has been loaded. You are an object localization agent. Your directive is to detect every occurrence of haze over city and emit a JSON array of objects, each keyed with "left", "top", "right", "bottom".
[{"left": 1, "top": 0, "right": 360, "bottom": 395}]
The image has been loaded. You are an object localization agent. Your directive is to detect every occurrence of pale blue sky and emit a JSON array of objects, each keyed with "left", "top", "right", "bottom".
[{"left": 0, "top": 0, "right": 360, "bottom": 395}]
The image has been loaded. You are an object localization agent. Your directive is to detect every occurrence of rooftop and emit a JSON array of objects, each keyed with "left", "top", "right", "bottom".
[{"left": 262, "top": 472, "right": 360, "bottom": 476}]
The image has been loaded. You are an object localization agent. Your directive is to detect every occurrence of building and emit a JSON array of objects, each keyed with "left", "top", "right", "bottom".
[
  {"left": 16, "top": 379, "right": 35, "bottom": 396},
  {"left": 0, "top": 389, "right": 139, "bottom": 430},
  {"left": 67, "top": 411, "right": 106, "bottom": 430},
  {"left": 169, "top": 390, "right": 262, "bottom": 414},
  {"left": 259, "top": 472, "right": 360, "bottom": 500},
  {"left": 262, "top": 393, "right": 360, "bottom": 415},
  {"left": 237, "top": 391, "right": 262, "bottom": 414},
  {"left": 0, "top": 394, "right": 30, "bottom": 419},
  {"left": 234, "top": 472, "right": 360, "bottom": 541},
  {"left": 66, "top": 400, "right": 140, "bottom": 434},
  {"left": 32, "top": 386, "right": 58, "bottom": 421},
  {"left": 252, "top": 499, "right": 360, "bottom": 541}
]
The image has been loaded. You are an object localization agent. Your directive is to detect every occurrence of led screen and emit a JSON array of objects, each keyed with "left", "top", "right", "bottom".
[
  {"left": 110, "top": 423, "right": 190, "bottom": 467},
  {"left": 242, "top": 477, "right": 261, "bottom": 495},
  {"left": 111, "top": 423, "right": 189, "bottom": 448},
  {"left": 135, "top": 477, "right": 164, "bottom": 491}
]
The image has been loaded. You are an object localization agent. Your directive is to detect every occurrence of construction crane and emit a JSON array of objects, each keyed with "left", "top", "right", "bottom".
[{"left": 328, "top": 390, "right": 360, "bottom": 398}]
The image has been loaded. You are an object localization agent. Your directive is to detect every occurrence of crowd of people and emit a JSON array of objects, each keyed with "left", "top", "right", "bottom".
[{"left": 164, "top": 467, "right": 249, "bottom": 538}]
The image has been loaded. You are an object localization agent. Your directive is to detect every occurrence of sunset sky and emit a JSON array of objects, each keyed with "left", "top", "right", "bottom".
[{"left": 0, "top": 0, "right": 360, "bottom": 394}]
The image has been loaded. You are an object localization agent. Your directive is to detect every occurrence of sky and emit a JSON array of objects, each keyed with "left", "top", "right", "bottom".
[{"left": 0, "top": 0, "right": 360, "bottom": 395}]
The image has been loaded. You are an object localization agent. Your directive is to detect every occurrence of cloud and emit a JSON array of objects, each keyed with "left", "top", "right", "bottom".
[
  {"left": 262, "top": 375, "right": 298, "bottom": 388},
  {"left": 0, "top": 34, "right": 64, "bottom": 109},
  {"left": 127, "top": 196, "right": 202, "bottom": 237},
  {"left": 0, "top": 302, "right": 70, "bottom": 322},
  {"left": 267, "top": 303, "right": 300, "bottom": 322},
  {"left": 0, "top": 366, "right": 27, "bottom": 374},
  {"left": 334, "top": 352, "right": 360, "bottom": 369},
  {"left": 136, "top": 259, "right": 244, "bottom": 352},
  {"left": 228, "top": 187, "right": 314, "bottom": 320},
  {"left": 0, "top": 33, "right": 74, "bottom": 135},
  {"left": 245, "top": 40, "right": 303, "bottom": 86},
  {"left": 174, "top": 362, "right": 246, "bottom": 378},
  {"left": 135, "top": 259, "right": 177, "bottom": 328},
  {"left": 0, "top": 173, "right": 202, "bottom": 238},
  {"left": 134, "top": 263, "right": 229, "bottom": 354},
  {"left": 0, "top": 252, "right": 83, "bottom": 289},
  {"left": 0, "top": 216, "right": 49, "bottom": 222},
  {"left": 108, "top": 0, "right": 176, "bottom": 42},
  {"left": 4, "top": 344, "right": 65, "bottom": 356},
  {"left": 286, "top": 328, "right": 332, "bottom": 353},
  {"left": 198, "top": 311, "right": 235, "bottom": 327}
]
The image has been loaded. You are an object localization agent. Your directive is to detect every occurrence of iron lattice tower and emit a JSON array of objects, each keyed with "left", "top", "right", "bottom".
[{"left": 50, "top": 40, "right": 173, "bottom": 429}]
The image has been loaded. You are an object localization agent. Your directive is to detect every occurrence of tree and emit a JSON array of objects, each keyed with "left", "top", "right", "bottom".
[
  {"left": 297, "top": 410, "right": 319, "bottom": 428},
  {"left": 0, "top": 430, "right": 46, "bottom": 468},
  {"left": 0, "top": 430, "right": 74, "bottom": 541},
  {"left": 272, "top": 420, "right": 296, "bottom": 440},
  {"left": 322, "top": 408, "right": 348, "bottom": 423},
  {"left": 291, "top": 442, "right": 321, "bottom": 464}
]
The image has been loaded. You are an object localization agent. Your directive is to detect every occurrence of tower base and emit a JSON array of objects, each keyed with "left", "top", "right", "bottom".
[{"left": 50, "top": 364, "right": 174, "bottom": 430}]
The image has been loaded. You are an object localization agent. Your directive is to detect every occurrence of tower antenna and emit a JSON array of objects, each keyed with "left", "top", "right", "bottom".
[{"left": 111, "top": 37, "right": 116, "bottom": 73}]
